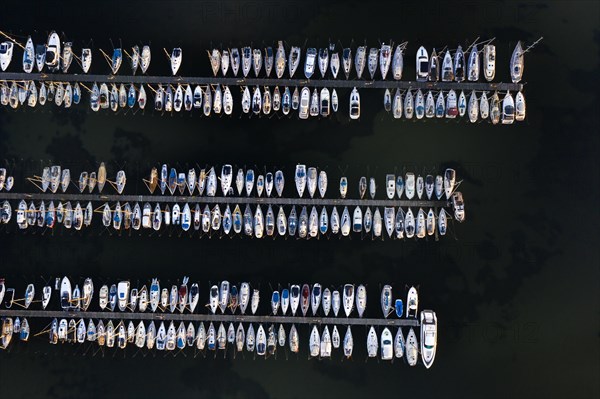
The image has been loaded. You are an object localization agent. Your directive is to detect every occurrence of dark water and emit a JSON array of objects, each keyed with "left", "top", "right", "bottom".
[{"left": 1, "top": 1, "right": 599, "bottom": 398}]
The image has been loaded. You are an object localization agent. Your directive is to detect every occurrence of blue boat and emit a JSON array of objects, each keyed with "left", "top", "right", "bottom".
[
  {"left": 111, "top": 48, "right": 122, "bottom": 74},
  {"left": 395, "top": 299, "right": 403, "bottom": 318},
  {"left": 271, "top": 291, "right": 280, "bottom": 315}
]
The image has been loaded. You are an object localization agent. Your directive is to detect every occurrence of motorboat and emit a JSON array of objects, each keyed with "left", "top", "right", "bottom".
[
  {"left": 318, "top": 47, "right": 329, "bottom": 77},
  {"left": 502, "top": 91, "right": 515, "bottom": 124},
  {"left": 420, "top": 310, "right": 438, "bottom": 368},
  {"left": 60, "top": 276, "right": 72, "bottom": 310},
  {"left": 484, "top": 44, "right": 496, "bottom": 81},
  {"left": 45, "top": 31, "right": 61, "bottom": 72},
  {"left": 406, "top": 286, "right": 419, "bottom": 317},
  {"left": 515, "top": 91, "right": 526, "bottom": 121},
  {"left": 304, "top": 47, "right": 316, "bottom": 79},
  {"left": 452, "top": 191, "right": 466, "bottom": 222},
  {"left": 349, "top": 87, "right": 360, "bottom": 119},
  {"left": 342, "top": 47, "right": 352, "bottom": 79},
  {"left": 117, "top": 281, "right": 130, "bottom": 311},
  {"left": 416, "top": 46, "right": 428, "bottom": 81}
]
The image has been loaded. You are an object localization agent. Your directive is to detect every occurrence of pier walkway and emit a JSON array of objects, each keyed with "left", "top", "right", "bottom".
[
  {"left": 0, "top": 309, "right": 420, "bottom": 327},
  {"left": 0, "top": 192, "right": 449, "bottom": 208},
  {"left": 0, "top": 72, "right": 523, "bottom": 92}
]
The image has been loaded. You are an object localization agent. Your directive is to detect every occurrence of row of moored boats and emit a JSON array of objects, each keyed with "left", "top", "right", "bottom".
[
  {"left": 382, "top": 88, "right": 525, "bottom": 123},
  {"left": 1, "top": 314, "right": 437, "bottom": 367},
  {"left": 0, "top": 276, "right": 437, "bottom": 366},
  {"left": 0, "top": 80, "right": 526, "bottom": 123},
  {"left": 0, "top": 32, "right": 526, "bottom": 83},
  {"left": 3, "top": 200, "right": 462, "bottom": 237}
]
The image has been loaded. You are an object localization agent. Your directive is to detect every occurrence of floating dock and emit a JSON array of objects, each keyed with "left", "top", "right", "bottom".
[
  {"left": 0, "top": 192, "right": 448, "bottom": 208},
  {"left": 0, "top": 309, "right": 419, "bottom": 327},
  {"left": 0, "top": 72, "right": 523, "bottom": 92}
]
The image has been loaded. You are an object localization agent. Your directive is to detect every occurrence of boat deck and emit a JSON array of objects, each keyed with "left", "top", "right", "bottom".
[
  {"left": 0, "top": 72, "right": 523, "bottom": 91},
  {"left": 0, "top": 309, "right": 419, "bottom": 327}
]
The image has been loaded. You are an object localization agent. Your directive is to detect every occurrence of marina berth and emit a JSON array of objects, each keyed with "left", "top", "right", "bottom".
[{"left": 0, "top": 277, "right": 436, "bottom": 366}]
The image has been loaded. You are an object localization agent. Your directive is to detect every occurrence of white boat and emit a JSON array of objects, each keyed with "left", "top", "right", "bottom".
[
  {"left": 443, "top": 168, "right": 456, "bottom": 199},
  {"left": 22, "top": 37, "right": 34, "bottom": 73},
  {"left": 380, "top": 327, "right": 393, "bottom": 360},
  {"left": 468, "top": 44, "right": 480, "bottom": 81},
  {"left": 251, "top": 289, "right": 260, "bottom": 315},
  {"left": 420, "top": 310, "right": 438, "bottom": 368},
  {"left": 484, "top": 44, "right": 496, "bottom": 81},
  {"left": 251, "top": 48, "right": 262, "bottom": 77},
  {"left": 406, "top": 286, "right": 418, "bottom": 318},
  {"left": 289, "top": 285, "right": 300, "bottom": 316},
  {"left": 416, "top": 46, "right": 429, "bottom": 81},
  {"left": 355, "top": 46, "right": 367, "bottom": 78},
  {"left": 298, "top": 87, "right": 310, "bottom": 119},
  {"left": 404, "top": 89, "right": 414, "bottom": 119},
  {"left": 355, "top": 284, "right": 366, "bottom": 317},
  {"left": 454, "top": 45, "right": 465, "bottom": 82},
  {"left": 394, "top": 327, "right": 405, "bottom": 358},
  {"left": 480, "top": 91, "right": 489, "bottom": 119},
  {"left": 45, "top": 32, "right": 61, "bottom": 72},
  {"left": 275, "top": 41, "right": 286, "bottom": 78},
  {"left": 229, "top": 47, "right": 241, "bottom": 76},
  {"left": 441, "top": 50, "right": 454, "bottom": 81},
  {"left": 42, "top": 285, "right": 51, "bottom": 309},
  {"left": 294, "top": 164, "right": 307, "bottom": 197},
  {"left": 349, "top": 87, "right": 360, "bottom": 119},
  {"left": 342, "top": 47, "right": 352, "bottom": 79},
  {"left": 416, "top": 208, "right": 426, "bottom": 238},
  {"left": 301, "top": 47, "right": 316, "bottom": 79},
  {"left": 502, "top": 91, "right": 515, "bottom": 124},
  {"left": 310, "top": 283, "right": 322, "bottom": 315},
  {"left": 61, "top": 42, "right": 74, "bottom": 73},
  {"left": 366, "top": 326, "right": 378, "bottom": 357},
  {"left": 309, "top": 325, "right": 320, "bottom": 357},
  {"left": 366, "top": 47, "right": 378, "bottom": 79},
  {"left": 221, "top": 49, "right": 230, "bottom": 76},
  {"left": 60, "top": 276, "right": 72, "bottom": 310},
  {"left": 452, "top": 191, "right": 466, "bottom": 222},
  {"left": 117, "top": 281, "right": 130, "bottom": 311},
  {"left": 241, "top": 47, "right": 251, "bottom": 77},
  {"left": 318, "top": 47, "right": 329, "bottom": 77},
  {"left": 404, "top": 173, "right": 415, "bottom": 199},
  {"left": 467, "top": 90, "right": 479, "bottom": 123},
  {"left": 140, "top": 45, "right": 151, "bottom": 73},
  {"left": 429, "top": 49, "right": 439, "bottom": 81},
  {"left": 515, "top": 91, "right": 526, "bottom": 121},
  {"left": 510, "top": 41, "right": 524, "bottom": 83},
  {"left": 288, "top": 46, "right": 301, "bottom": 77},
  {"left": 406, "top": 328, "right": 418, "bottom": 366},
  {"left": 330, "top": 49, "right": 340, "bottom": 78},
  {"left": 256, "top": 324, "right": 266, "bottom": 355}
]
